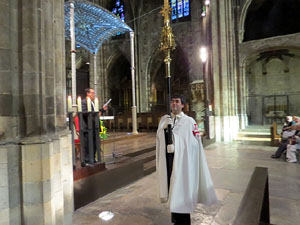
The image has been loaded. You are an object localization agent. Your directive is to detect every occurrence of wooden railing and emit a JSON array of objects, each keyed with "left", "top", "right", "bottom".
[
  {"left": 105, "top": 111, "right": 196, "bottom": 132},
  {"left": 232, "top": 167, "right": 271, "bottom": 225},
  {"left": 270, "top": 122, "right": 281, "bottom": 146}
]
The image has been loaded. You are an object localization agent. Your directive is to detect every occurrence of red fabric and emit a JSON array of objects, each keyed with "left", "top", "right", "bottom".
[
  {"left": 74, "top": 116, "right": 80, "bottom": 143},
  {"left": 192, "top": 124, "right": 200, "bottom": 138},
  {"left": 74, "top": 116, "right": 80, "bottom": 132}
]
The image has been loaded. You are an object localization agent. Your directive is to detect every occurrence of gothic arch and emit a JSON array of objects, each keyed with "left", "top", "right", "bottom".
[
  {"left": 145, "top": 44, "right": 191, "bottom": 112},
  {"left": 241, "top": 47, "right": 300, "bottom": 124},
  {"left": 145, "top": 48, "right": 165, "bottom": 111},
  {"left": 107, "top": 50, "right": 132, "bottom": 113},
  {"left": 107, "top": 49, "right": 123, "bottom": 72},
  {"left": 239, "top": 0, "right": 253, "bottom": 43}
]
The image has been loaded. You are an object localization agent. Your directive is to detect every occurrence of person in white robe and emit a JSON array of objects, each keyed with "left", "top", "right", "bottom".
[{"left": 156, "top": 95, "right": 217, "bottom": 225}]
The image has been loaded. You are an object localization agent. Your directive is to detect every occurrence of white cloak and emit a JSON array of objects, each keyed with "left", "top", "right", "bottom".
[{"left": 156, "top": 113, "right": 217, "bottom": 213}]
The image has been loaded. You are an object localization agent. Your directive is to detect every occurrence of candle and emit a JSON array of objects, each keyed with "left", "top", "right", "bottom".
[
  {"left": 95, "top": 97, "right": 99, "bottom": 111},
  {"left": 67, "top": 96, "right": 72, "bottom": 112},
  {"left": 87, "top": 97, "right": 92, "bottom": 112},
  {"left": 77, "top": 97, "right": 82, "bottom": 112}
]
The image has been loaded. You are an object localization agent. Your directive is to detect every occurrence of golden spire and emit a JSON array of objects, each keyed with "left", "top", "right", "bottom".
[{"left": 160, "top": 0, "right": 176, "bottom": 78}]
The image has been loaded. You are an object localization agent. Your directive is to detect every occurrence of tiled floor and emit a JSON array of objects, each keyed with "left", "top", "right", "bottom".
[{"left": 73, "top": 141, "right": 300, "bottom": 225}]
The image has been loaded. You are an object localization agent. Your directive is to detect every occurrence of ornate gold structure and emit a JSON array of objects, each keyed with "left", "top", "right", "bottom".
[
  {"left": 160, "top": 0, "right": 176, "bottom": 79},
  {"left": 160, "top": 0, "right": 176, "bottom": 144}
]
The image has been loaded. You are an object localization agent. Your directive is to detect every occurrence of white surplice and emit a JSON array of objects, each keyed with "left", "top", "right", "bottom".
[{"left": 156, "top": 112, "right": 217, "bottom": 213}]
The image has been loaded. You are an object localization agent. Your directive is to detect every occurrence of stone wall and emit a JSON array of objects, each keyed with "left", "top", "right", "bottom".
[
  {"left": 0, "top": 0, "right": 74, "bottom": 224},
  {"left": 0, "top": 133, "right": 73, "bottom": 225},
  {"left": 246, "top": 51, "right": 300, "bottom": 124}
]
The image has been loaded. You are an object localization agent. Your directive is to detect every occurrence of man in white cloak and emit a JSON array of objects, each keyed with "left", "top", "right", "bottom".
[{"left": 156, "top": 94, "right": 217, "bottom": 225}]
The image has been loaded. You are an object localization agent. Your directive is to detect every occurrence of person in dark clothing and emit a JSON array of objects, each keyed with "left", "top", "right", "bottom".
[{"left": 81, "top": 88, "right": 107, "bottom": 165}]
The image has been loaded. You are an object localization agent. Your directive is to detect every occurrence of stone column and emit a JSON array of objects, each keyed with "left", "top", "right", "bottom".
[
  {"left": 211, "top": 0, "right": 239, "bottom": 142},
  {"left": 0, "top": 1, "right": 74, "bottom": 225}
]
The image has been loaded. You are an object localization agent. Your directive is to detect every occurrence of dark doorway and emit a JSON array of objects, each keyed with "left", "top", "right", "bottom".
[{"left": 108, "top": 55, "right": 131, "bottom": 115}]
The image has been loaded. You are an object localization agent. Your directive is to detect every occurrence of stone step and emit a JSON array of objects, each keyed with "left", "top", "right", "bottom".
[
  {"left": 238, "top": 131, "right": 271, "bottom": 138},
  {"left": 102, "top": 132, "right": 147, "bottom": 144},
  {"left": 143, "top": 160, "right": 156, "bottom": 176},
  {"left": 132, "top": 150, "right": 156, "bottom": 164},
  {"left": 234, "top": 140, "right": 272, "bottom": 146},
  {"left": 124, "top": 146, "right": 155, "bottom": 157}
]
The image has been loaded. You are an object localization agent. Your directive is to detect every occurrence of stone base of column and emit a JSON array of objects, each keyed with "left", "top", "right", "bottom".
[
  {"left": 131, "top": 106, "right": 138, "bottom": 135},
  {"left": 214, "top": 115, "right": 240, "bottom": 142},
  {"left": 0, "top": 132, "right": 74, "bottom": 225}
]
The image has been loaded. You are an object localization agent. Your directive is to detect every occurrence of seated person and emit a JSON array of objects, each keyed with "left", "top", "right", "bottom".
[
  {"left": 289, "top": 116, "right": 300, "bottom": 130},
  {"left": 271, "top": 128, "right": 296, "bottom": 158},
  {"left": 286, "top": 135, "right": 300, "bottom": 163},
  {"left": 282, "top": 116, "right": 295, "bottom": 131}
]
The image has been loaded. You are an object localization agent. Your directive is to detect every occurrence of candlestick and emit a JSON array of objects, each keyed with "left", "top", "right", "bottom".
[
  {"left": 87, "top": 97, "right": 92, "bottom": 112},
  {"left": 77, "top": 97, "right": 82, "bottom": 112},
  {"left": 95, "top": 97, "right": 99, "bottom": 111},
  {"left": 67, "top": 96, "right": 72, "bottom": 112}
]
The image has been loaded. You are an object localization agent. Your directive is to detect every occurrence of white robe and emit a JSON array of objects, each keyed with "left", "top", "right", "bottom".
[{"left": 156, "top": 113, "right": 217, "bottom": 213}]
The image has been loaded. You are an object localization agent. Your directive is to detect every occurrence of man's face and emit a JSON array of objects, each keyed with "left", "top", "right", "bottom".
[
  {"left": 171, "top": 98, "right": 184, "bottom": 114},
  {"left": 87, "top": 89, "right": 95, "bottom": 101}
]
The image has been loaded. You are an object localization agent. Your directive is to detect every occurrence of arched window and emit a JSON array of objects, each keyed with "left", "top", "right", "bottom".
[
  {"left": 112, "top": 0, "right": 125, "bottom": 22},
  {"left": 171, "top": 0, "right": 190, "bottom": 22}
]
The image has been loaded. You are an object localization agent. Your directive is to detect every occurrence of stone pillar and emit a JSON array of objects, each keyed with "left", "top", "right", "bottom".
[
  {"left": 0, "top": 1, "right": 74, "bottom": 225},
  {"left": 211, "top": 0, "right": 239, "bottom": 142}
]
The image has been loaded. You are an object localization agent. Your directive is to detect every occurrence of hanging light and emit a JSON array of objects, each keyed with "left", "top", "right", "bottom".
[
  {"left": 200, "top": 47, "right": 208, "bottom": 63},
  {"left": 205, "top": 0, "right": 210, "bottom": 6}
]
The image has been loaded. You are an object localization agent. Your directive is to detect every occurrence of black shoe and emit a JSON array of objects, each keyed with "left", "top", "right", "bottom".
[{"left": 271, "top": 155, "right": 280, "bottom": 158}]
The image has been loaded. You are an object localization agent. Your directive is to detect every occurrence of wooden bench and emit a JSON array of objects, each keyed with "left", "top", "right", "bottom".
[
  {"left": 232, "top": 167, "right": 271, "bottom": 225},
  {"left": 270, "top": 122, "right": 281, "bottom": 146}
]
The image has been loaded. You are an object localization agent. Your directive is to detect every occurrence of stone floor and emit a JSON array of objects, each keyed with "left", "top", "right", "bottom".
[
  {"left": 73, "top": 142, "right": 300, "bottom": 225},
  {"left": 101, "top": 132, "right": 156, "bottom": 162}
]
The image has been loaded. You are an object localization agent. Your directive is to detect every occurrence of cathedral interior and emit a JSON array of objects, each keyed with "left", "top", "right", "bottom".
[{"left": 1, "top": 0, "right": 300, "bottom": 224}]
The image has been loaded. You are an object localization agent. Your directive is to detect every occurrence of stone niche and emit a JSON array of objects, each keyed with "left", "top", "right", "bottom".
[{"left": 191, "top": 79, "right": 205, "bottom": 128}]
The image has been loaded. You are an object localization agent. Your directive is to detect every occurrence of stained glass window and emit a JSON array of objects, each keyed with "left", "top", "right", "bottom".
[
  {"left": 170, "top": 0, "right": 190, "bottom": 21},
  {"left": 112, "top": 0, "right": 125, "bottom": 35},
  {"left": 112, "top": 0, "right": 125, "bottom": 22},
  {"left": 178, "top": 0, "right": 183, "bottom": 18},
  {"left": 171, "top": 0, "right": 177, "bottom": 20},
  {"left": 183, "top": 0, "right": 190, "bottom": 17}
]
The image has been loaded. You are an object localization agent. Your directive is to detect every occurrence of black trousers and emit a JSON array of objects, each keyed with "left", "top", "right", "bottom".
[
  {"left": 171, "top": 213, "right": 191, "bottom": 225},
  {"left": 84, "top": 129, "right": 97, "bottom": 163},
  {"left": 165, "top": 130, "right": 191, "bottom": 225},
  {"left": 274, "top": 140, "right": 288, "bottom": 157}
]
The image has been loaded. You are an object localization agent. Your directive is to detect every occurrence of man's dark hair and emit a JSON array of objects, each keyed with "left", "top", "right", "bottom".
[
  {"left": 171, "top": 94, "right": 185, "bottom": 105},
  {"left": 85, "top": 88, "right": 93, "bottom": 96}
]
